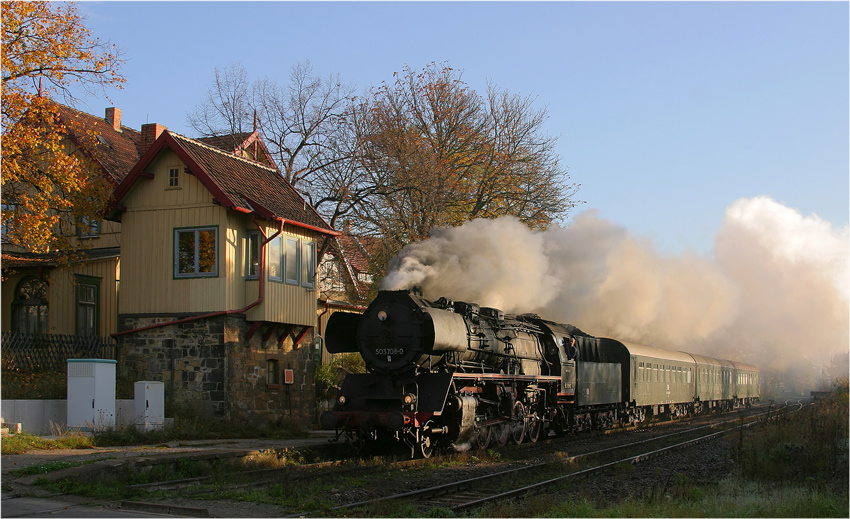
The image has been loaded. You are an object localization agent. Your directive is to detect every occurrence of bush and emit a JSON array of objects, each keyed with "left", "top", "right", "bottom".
[
  {"left": 1, "top": 371, "right": 66, "bottom": 399},
  {"left": 315, "top": 353, "right": 364, "bottom": 400},
  {"left": 738, "top": 379, "right": 849, "bottom": 484}
]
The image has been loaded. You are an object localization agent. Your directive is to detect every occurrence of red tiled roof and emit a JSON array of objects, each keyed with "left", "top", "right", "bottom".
[
  {"left": 197, "top": 131, "right": 277, "bottom": 169},
  {"left": 54, "top": 104, "right": 142, "bottom": 183},
  {"left": 1, "top": 247, "right": 121, "bottom": 268},
  {"left": 337, "top": 234, "right": 371, "bottom": 273},
  {"left": 196, "top": 133, "right": 254, "bottom": 152},
  {"left": 117, "top": 132, "right": 336, "bottom": 235}
]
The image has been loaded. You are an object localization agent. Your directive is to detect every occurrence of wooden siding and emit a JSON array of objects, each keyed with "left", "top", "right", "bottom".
[
  {"left": 72, "top": 219, "right": 121, "bottom": 249},
  {"left": 0, "top": 259, "right": 119, "bottom": 336},
  {"left": 120, "top": 151, "right": 228, "bottom": 314},
  {"left": 118, "top": 149, "right": 320, "bottom": 326},
  {"left": 246, "top": 223, "right": 318, "bottom": 327}
]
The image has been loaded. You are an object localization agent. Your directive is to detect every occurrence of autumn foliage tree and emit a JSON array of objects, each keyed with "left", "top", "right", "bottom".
[
  {"left": 188, "top": 62, "right": 578, "bottom": 291},
  {"left": 1, "top": 2, "right": 124, "bottom": 254},
  {"left": 352, "top": 63, "right": 578, "bottom": 259}
]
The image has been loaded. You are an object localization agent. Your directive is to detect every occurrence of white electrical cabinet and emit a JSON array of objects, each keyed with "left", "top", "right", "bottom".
[
  {"left": 134, "top": 381, "right": 165, "bottom": 431},
  {"left": 66, "top": 359, "right": 117, "bottom": 431}
]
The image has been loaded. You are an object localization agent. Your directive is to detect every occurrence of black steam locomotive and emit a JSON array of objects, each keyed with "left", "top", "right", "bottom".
[{"left": 321, "top": 290, "right": 760, "bottom": 457}]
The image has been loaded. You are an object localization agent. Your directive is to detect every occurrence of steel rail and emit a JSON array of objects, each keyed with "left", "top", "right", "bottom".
[{"left": 288, "top": 405, "right": 775, "bottom": 517}]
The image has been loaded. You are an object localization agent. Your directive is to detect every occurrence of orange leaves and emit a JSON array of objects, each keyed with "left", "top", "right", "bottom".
[{"left": 1, "top": 2, "right": 122, "bottom": 255}]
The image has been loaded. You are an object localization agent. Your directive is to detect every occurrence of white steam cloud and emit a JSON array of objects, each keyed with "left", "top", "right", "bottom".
[{"left": 382, "top": 196, "right": 849, "bottom": 380}]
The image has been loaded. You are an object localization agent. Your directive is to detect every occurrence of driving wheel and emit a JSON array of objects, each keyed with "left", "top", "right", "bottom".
[{"left": 509, "top": 401, "right": 526, "bottom": 445}]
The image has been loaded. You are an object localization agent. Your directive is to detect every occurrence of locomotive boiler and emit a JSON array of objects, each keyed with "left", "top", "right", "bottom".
[{"left": 320, "top": 289, "right": 759, "bottom": 458}]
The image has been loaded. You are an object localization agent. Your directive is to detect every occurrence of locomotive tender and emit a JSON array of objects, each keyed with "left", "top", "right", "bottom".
[{"left": 321, "top": 290, "right": 760, "bottom": 457}]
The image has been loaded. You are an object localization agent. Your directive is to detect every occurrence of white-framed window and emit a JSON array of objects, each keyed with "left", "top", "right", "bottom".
[
  {"left": 284, "top": 237, "right": 299, "bottom": 285},
  {"left": 174, "top": 226, "right": 218, "bottom": 278},
  {"left": 167, "top": 167, "right": 180, "bottom": 188},
  {"left": 301, "top": 241, "right": 315, "bottom": 288},
  {"left": 268, "top": 235, "right": 282, "bottom": 282},
  {"left": 246, "top": 231, "right": 260, "bottom": 279}
]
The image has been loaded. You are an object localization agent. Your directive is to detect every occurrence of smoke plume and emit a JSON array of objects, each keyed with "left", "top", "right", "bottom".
[{"left": 382, "top": 196, "right": 849, "bottom": 382}]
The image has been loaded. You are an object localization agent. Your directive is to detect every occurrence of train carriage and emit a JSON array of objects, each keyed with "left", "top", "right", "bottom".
[
  {"left": 690, "top": 353, "right": 723, "bottom": 411},
  {"left": 589, "top": 340, "right": 697, "bottom": 421},
  {"left": 731, "top": 361, "right": 760, "bottom": 406},
  {"left": 719, "top": 359, "right": 735, "bottom": 405}
]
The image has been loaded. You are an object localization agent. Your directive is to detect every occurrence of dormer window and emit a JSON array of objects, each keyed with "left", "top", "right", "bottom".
[{"left": 167, "top": 167, "right": 180, "bottom": 188}]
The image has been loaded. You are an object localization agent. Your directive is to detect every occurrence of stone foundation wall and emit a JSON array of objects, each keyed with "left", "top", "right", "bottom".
[{"left": 117, "top": 314, "right": 317, "bottom": 426}]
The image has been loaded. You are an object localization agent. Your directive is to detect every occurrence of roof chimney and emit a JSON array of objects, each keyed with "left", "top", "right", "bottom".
[
  {"left": 141, "top": 123, "right": 166, "bottom": 154},
  {"left": 105, "top": 107, "right": 121, "bottom": 131}
]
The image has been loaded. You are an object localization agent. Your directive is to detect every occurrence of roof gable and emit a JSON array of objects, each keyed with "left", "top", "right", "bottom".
[
  {"left": 197, "top": 131, "right": 277, "bottom": 168},
  {"left": 114, "top": 131, "right": 338, "bottom": 236}
]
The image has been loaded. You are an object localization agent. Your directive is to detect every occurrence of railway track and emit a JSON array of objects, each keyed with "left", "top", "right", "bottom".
[
  {"left": 286, "top": 403, "right": 783, "bottom": 517},
  {"left": 115, "top": 403, "right": 798, "bottom": 517},
  {"left": 125, "top": 404, "right": 761, "bottom": 497}
]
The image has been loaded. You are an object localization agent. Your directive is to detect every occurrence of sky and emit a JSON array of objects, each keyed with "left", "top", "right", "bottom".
[{"left": 71, "top": 1, "right": 849, "bottom": 255}]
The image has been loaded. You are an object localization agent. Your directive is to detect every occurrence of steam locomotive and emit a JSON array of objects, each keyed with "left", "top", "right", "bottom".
[{"left": 320, "top": 290, "right": 760, "bottom": 458}]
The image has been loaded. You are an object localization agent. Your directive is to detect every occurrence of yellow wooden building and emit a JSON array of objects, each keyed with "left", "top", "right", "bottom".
[
  {"left": 109, "top": 126, "right": 339, "bottom": 421},
  {"left": 2, "top": 103, "right": 350, "bottom": 424}
]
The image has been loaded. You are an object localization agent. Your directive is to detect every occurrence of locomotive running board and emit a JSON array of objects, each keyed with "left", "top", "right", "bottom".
[{"left": 451, "top": 373, "right": 561, "bottom": 382}]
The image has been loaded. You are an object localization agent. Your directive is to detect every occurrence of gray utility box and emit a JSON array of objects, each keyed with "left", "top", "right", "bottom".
[
  {"left": 134, "top": 381, "right": 165, "bottom": 431},
  {"left": 67, "top": 359, "right": 117, "bottom": 431}
]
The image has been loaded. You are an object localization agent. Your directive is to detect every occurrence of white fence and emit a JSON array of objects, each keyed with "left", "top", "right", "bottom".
[{"left": 1, "top": 400, "right": 137, "bottom": 435}]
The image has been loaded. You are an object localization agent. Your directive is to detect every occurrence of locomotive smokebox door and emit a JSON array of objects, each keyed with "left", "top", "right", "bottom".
[
  {"left": 359, "top": 294, "right": 427, "bottom": 374},
  {"left": 326, "top": 312, "right": 362, "bottom": 353}
]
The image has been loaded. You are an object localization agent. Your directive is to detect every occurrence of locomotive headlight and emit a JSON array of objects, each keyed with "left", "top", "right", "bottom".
[
  {"left": 338, "top": 395, "right": 347, "bottom": 405},
  {"left": 403, "top": 393, "right": 417, "bottom": 405},
  {"left": 378, "top": 310, "right": 388, "bottom": 322}
]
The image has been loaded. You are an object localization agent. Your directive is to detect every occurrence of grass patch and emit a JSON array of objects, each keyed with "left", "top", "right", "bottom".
[
  {"left": 90, "top": 401, "right": 306, "bottom": 447},
  {"left": 10, "top": 460, "right": 83, "bottom": 476},
  {"left": 36, "top": 477, "right": 139, "bottom": 501},
  {"left": 521, "top": 480, "right": 848, "bottom": 518},
  {"left": 1, "top": 432, "right": 94, "bottom": 454}
]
